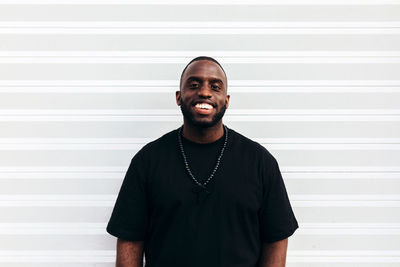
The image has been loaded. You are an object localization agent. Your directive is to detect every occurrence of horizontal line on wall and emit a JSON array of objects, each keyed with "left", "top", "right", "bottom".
[
  {"left": 294, "top": 194, "right": 400, "bottom": 207},
  {"left": 3, "top": 51, "right": 400, "bottom": 57},
  {"left": 3, "top": 86, "right": 400, "bottom": 93},
  {"left": 0, "top": 144, "right": 398, "bottom": 150},
  {"left": 0, "top": 222, "right": 399, "bottom": 235},
  {"left": 0, "top": 116, "right": 398, "bottom": 122},
  {"left": 290, "top": 250, "right": 400, "bottom": 256},
  {"left": 3, "top": 21, "right": 400, "bottom": 28},
  {"left": 0, "top": 166, "right": 128, "bottom": 173},
  {"left": 1, "top": 172, "right": 399, "bottom": 180},
  {"left": 288, "top": 250, "right": 400, "bottom": 263},
  {"left": 0, "top": 80, "right": 400, "bottom": 95},
  {"left": 4, "top": 57, "right": 400, "bottom": 64},
  {"left": 0, "top": 194, "right": 117, "bottom": 207},
  {"left": 3, "top": 137, "right": 400, "bottom": 144},
  {"left": 0, "top": 109, "right": 399, "bottom": 121},
  {"left": 1, "top": 29, "right": 399, "bottom": 35},
  {"left": 0, "top": 194, "right": 399, "bottom": 207},
  {"left": 0, "top": 0, "right": 398, "bottom": 5},
  {"left": 2, "top": 80, "right": 400, "bottom": 87},
  {"left": 1, "top": 51, "right": 400, "bottom": 64},
  {"left": 299, "top": 223, "right": 400, "bottom": 235},
  {"left": 0, "top": 173, "right": 123, "bottom": 179},
  {"left": 0, "top": 250, "right": 115, "bottom": 263},
  {"left": 1, "top": 166, "right": 399, "bottom": 173},
  {"left": 4, "top": 109, "right": 399, "bottom": 114},
  {"left": 0, "top": 250, "right": 399, "bottom": 263},
  {"left": 0, "top": 223, "right": 107, "bottom": 235},
  {"left": 1, "top": 81, "right": 400, "bottom": 92},
  {"left": 0, "top": 21, "right": 399, "bottom": 35},
  {"left": 283, "top": 172, "right": 400, "bottom": 179},
  {"left": 295, "top": 194, "right": 400, "bottom": 200},
  {"left": 0, "top": 138, "right": 399, "bottom": 150},
  {"left": 1, "top": 167, "right": 399, "bottom": 179}
]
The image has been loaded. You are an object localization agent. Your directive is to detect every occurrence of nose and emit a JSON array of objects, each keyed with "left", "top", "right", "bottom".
[{"left": 197, "top": 83, "right": 212, "bottom": 98}]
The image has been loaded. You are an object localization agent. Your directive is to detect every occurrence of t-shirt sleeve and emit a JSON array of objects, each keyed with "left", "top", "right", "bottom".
[
  {"left": 106, "top": 152, "right": 148, "bottom": 241},
  {"left": 259, "top": 153, "right": 299, "bottom": 243}
]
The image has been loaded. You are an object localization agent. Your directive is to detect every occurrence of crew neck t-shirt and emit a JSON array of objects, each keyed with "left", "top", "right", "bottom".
[
  {"left": 106, "top": 125, "right": 299, "bottom": 267},
  {"left": 180, "top": 126, "right": 226, "bottom": 185}
]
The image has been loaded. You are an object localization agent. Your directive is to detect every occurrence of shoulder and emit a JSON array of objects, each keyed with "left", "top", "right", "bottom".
[
  {"left": 228, "top": 127, "right": 277, "bottom": 165},
  {"left": 132, "top": 128, "right": 178, "bottom": 162}
]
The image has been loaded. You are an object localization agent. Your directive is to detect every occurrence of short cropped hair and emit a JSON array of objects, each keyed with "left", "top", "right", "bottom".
[{"left": 179, "top": 56, "right": 227, "bottom": 90}]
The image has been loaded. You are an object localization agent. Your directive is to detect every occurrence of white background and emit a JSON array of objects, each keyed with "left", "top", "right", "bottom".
[{"left": 0, "top": 0, "right": 399, "bottom": 266}]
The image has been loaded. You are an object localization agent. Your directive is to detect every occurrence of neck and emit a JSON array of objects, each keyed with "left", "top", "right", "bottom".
[{"left": 181, "top": 120, "right": 224, "bottom": 144}]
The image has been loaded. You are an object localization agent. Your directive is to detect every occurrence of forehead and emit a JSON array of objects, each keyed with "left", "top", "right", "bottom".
[{"left": 182, "top": 60, "right": 226, "bottom": 83}]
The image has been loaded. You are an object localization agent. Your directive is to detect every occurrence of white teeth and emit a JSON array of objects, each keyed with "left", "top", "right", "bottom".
[{"left": 195, "top": 103, "right": 213, "bottom": 110}]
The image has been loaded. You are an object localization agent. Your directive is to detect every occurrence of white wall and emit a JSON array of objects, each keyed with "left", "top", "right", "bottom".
[{"left": 0, "top": 0, "right": 399, "bottom": 266}]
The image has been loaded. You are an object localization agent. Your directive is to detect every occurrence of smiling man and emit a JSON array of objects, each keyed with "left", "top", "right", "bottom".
[{"left": 106, "top": 56, "right": 299, "bottom": 267}]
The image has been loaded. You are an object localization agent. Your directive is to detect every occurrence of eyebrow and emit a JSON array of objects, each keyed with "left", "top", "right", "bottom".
[{"left": 186, "top": 76, "right": 224, "bottom": 85}]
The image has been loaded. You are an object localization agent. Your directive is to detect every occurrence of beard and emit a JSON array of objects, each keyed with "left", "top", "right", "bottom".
[{"left": 180, "top": 99, "right": 227, "bottom": 128}]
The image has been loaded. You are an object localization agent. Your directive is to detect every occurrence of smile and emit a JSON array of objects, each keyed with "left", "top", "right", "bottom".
[
  {"left": 193, "top": 102, "right": 214, "bottom": 115},
  {"left": 195, "top": 103, "right": 213, "bottom": 110}
]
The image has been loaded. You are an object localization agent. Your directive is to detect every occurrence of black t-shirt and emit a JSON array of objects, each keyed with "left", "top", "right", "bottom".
[
  {"left": 180, "top": 126, "right": 226, "bottom": 185},
  {"left": 106, "top": 125, "right": 299, "bottom": 267}
]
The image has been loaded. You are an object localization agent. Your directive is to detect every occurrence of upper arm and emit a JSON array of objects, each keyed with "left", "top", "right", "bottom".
[
  {"left": 106, "top": 154, "right": 149, "bottom": 241},
  {"left": 259, "top": 153, "right": 299, "bottom": 243}
]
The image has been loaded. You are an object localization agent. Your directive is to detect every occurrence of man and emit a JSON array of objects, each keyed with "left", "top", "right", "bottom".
[{"left": 106, "top": 56, "right": 299, "bottom": 267}]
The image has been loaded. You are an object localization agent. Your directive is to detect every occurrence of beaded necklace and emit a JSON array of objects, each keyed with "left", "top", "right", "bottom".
[{"left": 177, "top": 124, "right": 229, "bottom": 203}]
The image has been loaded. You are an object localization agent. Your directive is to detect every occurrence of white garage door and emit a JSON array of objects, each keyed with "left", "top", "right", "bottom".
[{"left": 0, "top": 0, "right": 399, "bottom": 266}]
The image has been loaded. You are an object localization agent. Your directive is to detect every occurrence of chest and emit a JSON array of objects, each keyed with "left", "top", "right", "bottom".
[{"left": 146, "top": 152, "right": 263, "bottom": 214}]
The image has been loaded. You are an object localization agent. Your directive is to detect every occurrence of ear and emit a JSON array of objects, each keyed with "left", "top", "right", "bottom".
[
  {"left": 176, "top": 91, "right": 181, "bottom": 106},
  {"left": 225, "top": 94, "right": 230, "bottom": 109}
]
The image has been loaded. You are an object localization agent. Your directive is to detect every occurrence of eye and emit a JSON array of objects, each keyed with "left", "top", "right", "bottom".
[
  {"left": 211, "top": 84, "right": 221, "bottom": 90},
  {"left": 189, "top": 82, "right": 199, "bottom": 88}
]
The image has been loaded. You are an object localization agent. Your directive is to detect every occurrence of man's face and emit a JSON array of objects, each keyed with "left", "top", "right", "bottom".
[{"left": 176, "top": 60, "right": 230, "bottom": 128}]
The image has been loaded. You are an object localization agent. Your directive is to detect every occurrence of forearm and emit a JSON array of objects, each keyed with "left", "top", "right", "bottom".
[
  {"left": 116, "top": 238, "right": 144, "bottom": 267},
  {"left": 258, "top": 238, "right": 288, "bottom": 267}
]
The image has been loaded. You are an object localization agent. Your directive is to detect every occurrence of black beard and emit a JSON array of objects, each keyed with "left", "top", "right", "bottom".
[{"left": 180, "top": 99, "right": 227, "bottom": 128}]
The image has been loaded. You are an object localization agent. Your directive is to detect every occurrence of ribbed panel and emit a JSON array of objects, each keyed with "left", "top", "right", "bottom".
[{"left": 0, "top": 1, "right": 399, "bottom": 266}]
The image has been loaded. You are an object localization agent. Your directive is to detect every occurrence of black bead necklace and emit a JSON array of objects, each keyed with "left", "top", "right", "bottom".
[{"left": 177, "top": 124, "right": 229, "bottom": 190}]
